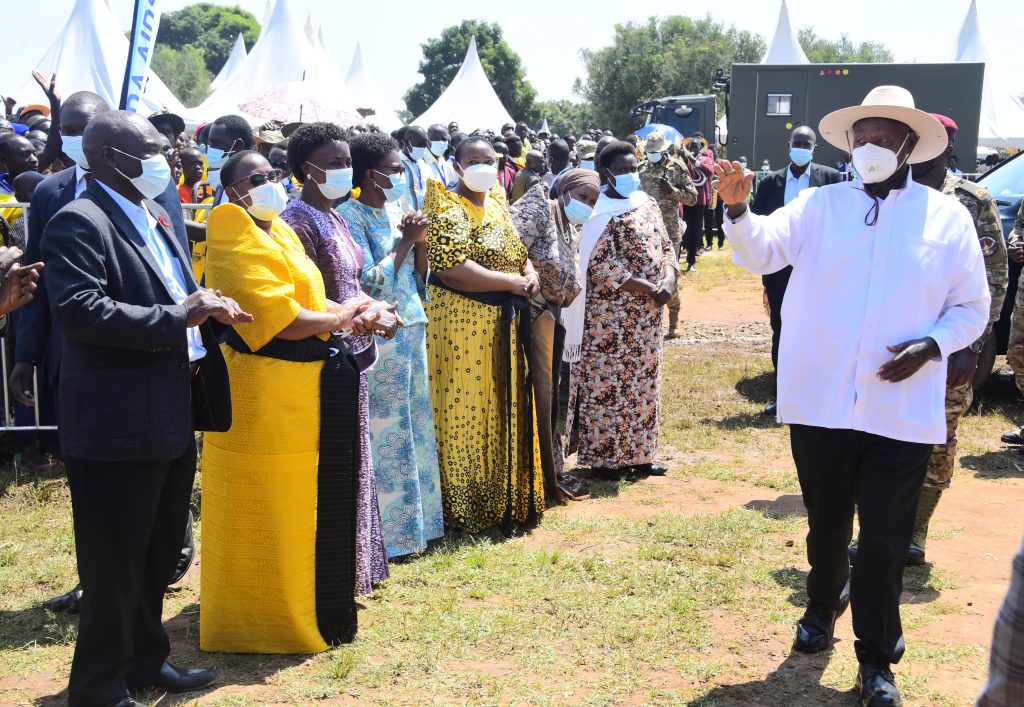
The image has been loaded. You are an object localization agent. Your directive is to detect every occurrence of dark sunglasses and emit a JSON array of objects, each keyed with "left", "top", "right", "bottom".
[{"left": 229, "top": 170, "right": 282, "bottom": 189}]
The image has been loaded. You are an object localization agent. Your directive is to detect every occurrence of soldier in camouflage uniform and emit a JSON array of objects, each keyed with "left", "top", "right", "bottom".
[
  {"left": 638, "top": 131, "right": 698, "bottom": 338},
  {"left": 851, "top": 114, "right": 1008, "bottom": 567},
  {"left": 1002, "top": 200, "right": 1024, "bottom": 404}
]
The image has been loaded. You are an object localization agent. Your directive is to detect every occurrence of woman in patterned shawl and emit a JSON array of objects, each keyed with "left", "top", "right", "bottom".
[
  {"left": 508, "top": 169, "right": 600, "bottom": 501},
  {"left": 337, "top": 131, "right": 445, "bottom": 559},
  {"left": 565, "top": 141, "right": 678, "bottom": 482},
  {"left": 281, "top": 123, "right": 399, "bottom": 595},
  {"left": 423, "top": 136, "right": 544, "bottom": 533}
]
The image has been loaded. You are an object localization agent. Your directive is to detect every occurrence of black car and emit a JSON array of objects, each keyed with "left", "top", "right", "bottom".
[{"left": 976, "top": 151, "right": 1024, "bottom": 390}]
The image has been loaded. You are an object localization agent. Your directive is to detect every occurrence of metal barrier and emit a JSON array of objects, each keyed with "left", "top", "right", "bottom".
[{"left": 0, "top": 199, "right": 210, "bottom": 434}]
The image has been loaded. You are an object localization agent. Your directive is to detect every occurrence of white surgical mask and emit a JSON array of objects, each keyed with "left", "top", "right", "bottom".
[
  {"left": 242, "top": 181, "right": 288, "bottom": 220},
  {"left": 61, "top": 134, "right": 88, "bottom": 168},
  {"left": 460, "top": 163, "right": 499, "bottom": 193},
  {"left": 430, "top": 140, "right": 449, "bottom": 156},
  {"left": 851, "top": 134, "right": 910, "bottom": 184},
  {"left": 648, "top": 152, "right": 663, "bottom": 164},
  {"left": 579, "top": 160, "right": 595, "bottom": 171},
  {"left": 408, "top": 145, "right": 428, "bottom": 161},
  {"left": 111, "top": 147, "right": 171, "bottom": 200},
  {"left": 308, "top": 162, "right": 353, "bottom": 199}
]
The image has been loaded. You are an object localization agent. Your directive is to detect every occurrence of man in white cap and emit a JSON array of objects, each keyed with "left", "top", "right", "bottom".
[{"left": 714, "top": 86, "right": 991, "bottom": 707}]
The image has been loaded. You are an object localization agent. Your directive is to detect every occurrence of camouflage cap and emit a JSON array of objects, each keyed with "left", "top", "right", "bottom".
[
  {"left": 576, "top": 139, "right": 597, "bottom": 160},
  {"left": 644, "top": 131, "right": 671, "bottom": 153}
]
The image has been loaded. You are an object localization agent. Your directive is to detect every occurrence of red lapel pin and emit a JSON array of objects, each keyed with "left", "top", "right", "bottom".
[{"left": 157, "top": 215, "right": 172, "bottom": 229}]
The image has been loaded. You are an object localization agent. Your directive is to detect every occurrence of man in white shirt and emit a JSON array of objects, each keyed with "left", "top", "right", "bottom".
[
  {"left": 716, "top": 86, "right": 990, "bottom": 707},
  {"left": 425, "top": 123, "right": 458, "bottom": 188},
  {"left": 398, "top": 125, "right": 432, "bottom": 212}
]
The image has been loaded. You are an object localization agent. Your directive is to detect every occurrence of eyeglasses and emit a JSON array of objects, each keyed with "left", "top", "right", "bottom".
[{"left": 229, "top": 170, "right": 282, "bottom": 189}]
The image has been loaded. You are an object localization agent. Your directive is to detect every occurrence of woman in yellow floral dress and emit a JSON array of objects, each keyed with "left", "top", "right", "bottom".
[{"left": 423, "top": 136, "right": 544, "bottom": 533}]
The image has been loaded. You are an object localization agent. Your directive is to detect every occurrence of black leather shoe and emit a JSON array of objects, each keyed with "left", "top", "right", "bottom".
[
  {"left": 1001, "top": 430, "right": 1024, "bottom": 445},
  {"left": 763, "top": 401, "right": 777, "bottom": 416},
  {"left": 793, "top": 595, "right": 849, "bottom": 653},
  {"left": 109, "top": 699, "right": 145, "bottom": 707},
  {"left": 41, "top": 584, "right": 83, "bottom": 614},
  {"left": 856, "top": 663, "right": 902, "bottom": 706},
  {"left": 170, "top": 511, "right": 196, "bottom": 585},
  {"left": 632, "top": 464, "right": 668, "bottom": 477},
  {"left": 590, "top": 466, "right": 624, "bottom": 481},
  {"left": 145, "top": 662, "right": 216, "bottom": 693}
]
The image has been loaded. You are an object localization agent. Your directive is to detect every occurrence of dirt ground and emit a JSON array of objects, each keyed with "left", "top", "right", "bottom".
[{"left": 4, "top": 248, "right": 1022, "bottom": 706}]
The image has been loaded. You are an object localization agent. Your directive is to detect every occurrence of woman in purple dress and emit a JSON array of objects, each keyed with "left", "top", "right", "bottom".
[{"left": 281, "top": 123, "right": 401, "bottom": 595}]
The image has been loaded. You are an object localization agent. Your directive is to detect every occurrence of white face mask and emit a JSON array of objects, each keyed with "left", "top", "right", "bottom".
[
  {"left": 851, "top": 134, "right": 911, "bottom": 184},
  {"left": 459, "top": 163, "right": 499, "bottom": 193},
  {"left": 241, "top": 181, "right": 288, "bottom": 220},
  {"left": 647, "top": 152, "right": 663, "bottom": 164},
  {"left": 111, "top": 147, "right": 171, "bottom": 200},
  {"left": 307, "top": 163, "right": 353, "bottom": 200},
  {"left": 61, "top": 134, "right": 88, "bottom": 168}
]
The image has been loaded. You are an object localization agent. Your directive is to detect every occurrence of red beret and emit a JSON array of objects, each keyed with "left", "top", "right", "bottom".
[{"left": 930, "top": 113, "right": 957, "bottom": 142}]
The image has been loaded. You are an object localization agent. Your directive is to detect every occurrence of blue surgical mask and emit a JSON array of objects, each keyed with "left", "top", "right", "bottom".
[
  {"left": 408, "top": 145, "right": 428, "bottom": 161},
  {"left": 579, "top": 160, "right": 595, "bottom": 171},
  {"left": 375, "top": 170, "right": 407, "bottom": 203},
  {"left": 563, "top": 195, "right": 593, "bottom": 224},
  {"left": 789, "top": 147, "right": 814, "bottom": 167},
  {"left": 648, "top": 152, "right": 663, "bottom": 164},
  {"left": 611, "top": 171, "right": 641, "bottom": 197},
  {"left": 206, "top": 146, "right": 228, "bottom": 169},
  {"left": 61, "top": 134, "right": 88, "bottom": 168},
  {"left": 430, "top": 140, "right": 449, "bottom": 156}
]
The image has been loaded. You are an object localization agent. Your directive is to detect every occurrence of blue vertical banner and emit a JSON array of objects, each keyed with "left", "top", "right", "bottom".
[{"left": 119, "top": 0, "right": 163, "bottom": 112}]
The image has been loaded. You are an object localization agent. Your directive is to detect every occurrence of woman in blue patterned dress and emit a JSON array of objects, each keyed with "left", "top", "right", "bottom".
[{"left": 337, "top": 132, "right": 444, "bottom": 558}]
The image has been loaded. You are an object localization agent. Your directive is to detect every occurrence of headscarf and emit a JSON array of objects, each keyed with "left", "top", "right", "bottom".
[{"left": 555, "top": 168, "right": 600, "bottom": 197}]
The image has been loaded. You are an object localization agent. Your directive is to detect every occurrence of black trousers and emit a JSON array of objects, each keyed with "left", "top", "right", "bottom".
[
  {"left": 682, "top": 205, "right": 705, "bottom": 266},
  {"left": 704, "top": 201, "right": 724, "bottom": 248},
  {"left": 790, "top": 424, "right": 931, "bottom": 666},
  {"left": 66, "top": 441, "right": 197, "bottom": 706},
  {"left": 763, "top": 265, "right": 793, "bottom": 371}
]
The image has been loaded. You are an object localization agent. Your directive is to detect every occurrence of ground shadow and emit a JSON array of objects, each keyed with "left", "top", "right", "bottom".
[
  {"left": 29, "top": 602, "right": 313, "bottom": 706},
  {"left": 960, "top": 450, "right": 1024, "bottom": 480},
  {"left": 772, "top": 567, "right": 809, "bottom": 609},
  {"left": 565, "top": 467, "right": 622, "bottom": 500},
  {"left": 0, "top": 605, "right": 78, "bottom": 653},
  {"left": 744, "top": 494, "right": 806, "bottom": 520},
  {"left": 734, "top": 370, "right": 775, "bottom": 406},
  {"left": 0, "top": 459, "right": 68, "bottom": 497},
  {"left": 688, "top": 650, "right": 856, "bottom": 706},
  {"left": 704, "top": 412, "right": 780, "bottom": 431}
]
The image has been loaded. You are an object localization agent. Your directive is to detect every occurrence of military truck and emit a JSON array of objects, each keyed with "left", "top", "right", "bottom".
[
  {"left": 630, "top": 94, "right": 719, "bottom": 143},
  {"left": 724, "top": 62, "right": 985, "bottom": 171}
]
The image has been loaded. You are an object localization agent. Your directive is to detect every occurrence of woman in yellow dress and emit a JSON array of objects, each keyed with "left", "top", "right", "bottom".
[
  {"left": 423, "top": 136, "right": 544, "bottom": 533},
  {"left": 199, "top": 150, "right": 390, "bottom": 653}
]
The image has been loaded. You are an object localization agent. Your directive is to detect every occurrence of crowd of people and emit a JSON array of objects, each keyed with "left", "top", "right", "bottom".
[{"left": 1, "top": 71, "right": 1023, "bottom": 707}]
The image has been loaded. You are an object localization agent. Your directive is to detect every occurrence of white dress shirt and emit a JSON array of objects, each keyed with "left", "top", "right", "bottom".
[
  {"left": 724, "top": 173, "right": 990, "bottom": 444},
  {"left": 783, "top": 164, "right": 811, "bottom": 205},
  {"left": 74, "top": 164, "right": 90, "bottom": 197},
  {"left": 96, "top": 180, "right": 206, "bottom": 362}
]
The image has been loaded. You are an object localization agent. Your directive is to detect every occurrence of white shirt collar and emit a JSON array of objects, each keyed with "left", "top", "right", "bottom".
[
  {"left": 94, "top": 179, "right": 156, "bottom": 238},
  {"left": 75, "top": 164, "right": 90, "bottom": 185}
]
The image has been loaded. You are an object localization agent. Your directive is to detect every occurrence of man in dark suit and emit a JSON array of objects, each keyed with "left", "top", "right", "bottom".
[
  {"left": 751, "top": 126, "right": 842, "bottom": 416},
  {"left": 41, "top": 110, "right": 251, "bottom": 707},
  {"left": 11, "top": 91, "right": 195, "bottom": 614}
]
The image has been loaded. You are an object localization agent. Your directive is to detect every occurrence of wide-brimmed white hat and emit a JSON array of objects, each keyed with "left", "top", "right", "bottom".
[{"left": 819, "top": 85, "right": 948, "bottom": 164}]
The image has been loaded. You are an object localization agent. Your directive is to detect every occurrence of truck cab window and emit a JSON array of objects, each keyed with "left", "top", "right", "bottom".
[{"left": 767, "top": 94, "right": 792, "bottom": 116}]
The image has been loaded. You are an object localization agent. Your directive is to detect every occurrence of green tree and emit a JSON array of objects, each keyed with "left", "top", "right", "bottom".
[
  {"left": 535, "top": 100, "right": 596, "bottom": 137},
  {"left": 404, "top": 20, "right": 538, "bottom": 123},
  {"left": 797, "top": 28, "right": 894, "bottom": 63},
  {"left": 159, "top": 3, "right": 260, "bottom": 76},
  {"left": 576, "top": 16, "right": 765, "bottom": 137},
  {"left": 151, "top": 45, "right": 211, "bottom": 107}
]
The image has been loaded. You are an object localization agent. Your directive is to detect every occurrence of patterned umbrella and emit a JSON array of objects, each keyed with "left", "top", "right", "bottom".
[{"left": 238, "top": 81, "right": 364, "bottom": 128}]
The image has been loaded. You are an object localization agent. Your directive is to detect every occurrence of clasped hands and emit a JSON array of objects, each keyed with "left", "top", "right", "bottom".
[{"left": 329, "top": 294, "right": 404, "bottom": 339}]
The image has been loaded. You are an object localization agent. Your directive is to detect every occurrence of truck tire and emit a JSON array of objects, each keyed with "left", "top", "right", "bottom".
[{"left": 972, "top": 336, "right": 997, "bottom": 395}]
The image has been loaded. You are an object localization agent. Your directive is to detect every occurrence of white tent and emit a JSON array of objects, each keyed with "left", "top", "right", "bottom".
[
  {"left": 5, "top": 0, "right": 185, "bottom": 116},
  {"left": 412, "top": 37, "right": 514, "bottom": 132},
  {"left": 952, "top": 0, "right": 1024, "bottom": 148},
  {"left": 185, "top": 0, "right": 360, "bottom": 126},
  {"left": 538, "top": 118, "right": 550, "bottom": 134},
  {"left": 209, "top": 34, "right": 247, "bottom": 93},
  {"left": 303, "top": 13, "right": 316, "bottom": 44},
  {"left": 346, "top": 43, "right": 403, "bottom": 133},
  {"left": 761, "top": 0, "right": 809, "bottom": 64}
]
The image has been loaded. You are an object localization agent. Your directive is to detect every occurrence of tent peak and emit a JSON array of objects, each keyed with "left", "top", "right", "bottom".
[{"left": 762, "top": 0, "right": 809, "bottom": 64}]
